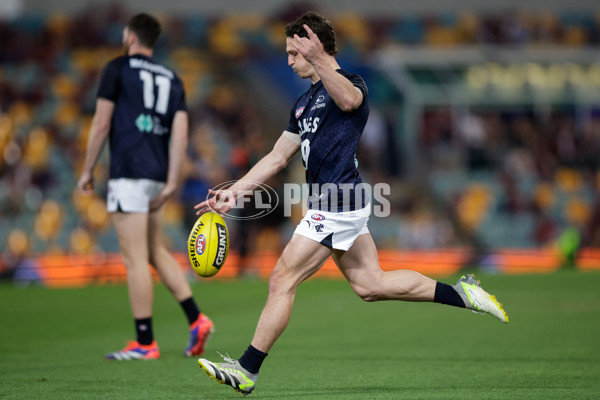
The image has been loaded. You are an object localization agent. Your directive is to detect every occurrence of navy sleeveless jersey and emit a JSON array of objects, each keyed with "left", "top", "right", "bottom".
[
  {"left": 286, "top": 69, "right": 369, "bottom": 212},
  {"left": 97, "top": 54, "right": 187, "bottom": 182}
]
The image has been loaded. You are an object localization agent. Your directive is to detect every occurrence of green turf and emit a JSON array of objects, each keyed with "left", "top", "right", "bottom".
[{"left": 1, "top": 270, "right": 599, "bottom": 399}]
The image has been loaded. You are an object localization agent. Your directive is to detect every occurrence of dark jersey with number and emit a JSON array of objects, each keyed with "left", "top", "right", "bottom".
[
  {"left": 285, "top": 69, "right": 369, "bottom": 212},
  {"left": 97, "top": 54, "right": 187, "bottom": 182}
]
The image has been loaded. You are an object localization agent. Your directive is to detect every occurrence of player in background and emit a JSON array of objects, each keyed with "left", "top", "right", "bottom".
[
  {"left": 194, "top": 12, "right": 509, "bottom": 395},
  {"left": 77, "top": 13, "right": 213, "bottom": 360}
]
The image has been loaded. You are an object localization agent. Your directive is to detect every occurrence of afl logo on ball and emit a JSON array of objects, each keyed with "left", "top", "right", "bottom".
[
  {"left": 295, "top": 107, "right": 305, "bottom": 118},
  {"left": 311, "top": 213, "right": 325, "bottom": 221},
  {"left": 195, "top": 234, "right": 206, "bottom": 255}
]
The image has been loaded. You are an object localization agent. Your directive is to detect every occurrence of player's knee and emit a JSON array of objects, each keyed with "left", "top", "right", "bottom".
[
  {"left": 268, "top": 267, "right": 284, "bottom": 293},
  {"left": 121, "top": 252, "right": 143, "bottom": 271},
  {"left": 148, "top": 255, "right": 160, "bottom": 269},
  {"left": 268, "top": 261, "right": 296, "bottom": 295},
  {"left": 148, "top": 249, "right": 161, "bottom": 266},
  {"left": 148, "top": 244, "right": 169, "bottom": 266},
  {"left": 352, "top": 284, "right": 381, "bottom": 302}
]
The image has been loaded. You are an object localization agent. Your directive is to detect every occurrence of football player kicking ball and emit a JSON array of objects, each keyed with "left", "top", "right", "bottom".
[{"left": 194, "top": 11, "right": 508, "bottom": 395}]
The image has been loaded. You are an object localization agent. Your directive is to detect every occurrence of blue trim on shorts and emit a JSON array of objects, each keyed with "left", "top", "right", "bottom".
[{"left": 320, "top": 233, "right": 333, "bottom": 248}]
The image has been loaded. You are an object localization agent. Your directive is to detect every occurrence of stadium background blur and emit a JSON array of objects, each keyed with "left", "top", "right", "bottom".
[{"left": 2, "top": 0, "right": 600, "bottom": 285}]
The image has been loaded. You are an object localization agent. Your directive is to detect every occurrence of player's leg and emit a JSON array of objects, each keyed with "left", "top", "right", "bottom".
[
  {"left": 198, "top": 234, "right": 331, "bottom": 395},
  {"left": 107, "top": 212, "right": 159, "bottom": 360},
  {"left": 147, "top": 207, "right": 192, "bottom": 301},
  {"left": 147, "top": 207, "right": 214, "bottom": 356},
  {"left": 250, "top": 233, "right": 332, "bottom": 353},
  {"left": 334, "top": 234, "right": 509, "bottom": 322},
  {"left": 332, "top": 233, "right": 437, "bottom": 302},
  {"left": 112, "top": 212, "right": 153, "bottom": 318}
]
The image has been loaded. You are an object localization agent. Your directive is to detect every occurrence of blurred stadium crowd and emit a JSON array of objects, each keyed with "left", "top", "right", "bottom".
[{"left": 1, "top": 3, "right": 600, "bottom": 278}]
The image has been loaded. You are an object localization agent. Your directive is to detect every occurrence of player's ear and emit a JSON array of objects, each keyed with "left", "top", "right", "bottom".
[{"left": 125, "top": 29, "right": 138, "bottom": 47}]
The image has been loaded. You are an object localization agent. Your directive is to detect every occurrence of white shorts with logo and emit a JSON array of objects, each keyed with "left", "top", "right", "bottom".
[
  {"left": 107, "top": 178, "right": 164, "bottom": 213},
  {"left": 294, "top": 206, "right": 370, "bottom": 251}
]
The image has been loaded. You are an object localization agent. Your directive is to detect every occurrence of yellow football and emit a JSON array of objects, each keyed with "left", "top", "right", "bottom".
[{"left": 187, "top": 212, "right": 229, "bottom": 277}]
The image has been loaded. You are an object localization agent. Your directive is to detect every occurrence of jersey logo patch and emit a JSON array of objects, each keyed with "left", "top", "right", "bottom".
[
  {"left": 311, "top": 213, "right": 325, "bottom": 221},
  {"left": 295, "top": 107, "right": 305, "bottom": 118},
  {"left": 315, "top": 95, "right": 325, "bottom": 103}
]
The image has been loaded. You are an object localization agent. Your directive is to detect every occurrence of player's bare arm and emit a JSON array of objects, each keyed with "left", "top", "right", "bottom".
[
  {"left": 194, "top": 133, "right": 300, "bottom": 215},
  {"left": 77, "top": 98, "right": 115, "bottom": 194},
  {"left": 150, "top": 110, "right": 189, "bottom": 211},
  {"left": 291, "top": 24, "right": 362, "bottom": 111}
]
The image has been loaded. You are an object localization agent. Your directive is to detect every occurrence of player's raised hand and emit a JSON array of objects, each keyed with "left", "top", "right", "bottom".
[
  {"left": 194, "top": 189, "right": 236, "bottom": 216},
  {"left": 292, "top": 24, "right": 324, "bottom": 64}
]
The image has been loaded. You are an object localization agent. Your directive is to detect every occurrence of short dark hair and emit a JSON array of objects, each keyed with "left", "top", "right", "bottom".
[
  {"left": 285, "top": 12, "right": 337, "bottom": 56},
  {"left": 127, "top": 13, "right": 161, "bottom": 48}
]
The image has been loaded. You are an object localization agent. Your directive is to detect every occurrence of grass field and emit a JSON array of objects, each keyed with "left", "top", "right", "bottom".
[{"left": 1, "top": 270, "right": 599, "bottom": 399}]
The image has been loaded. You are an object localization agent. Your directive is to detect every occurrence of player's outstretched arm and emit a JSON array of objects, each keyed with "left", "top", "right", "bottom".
[
  {"left": 77, "top": 98, "right": 115, "bottom": 194},
  {"left": 194, "top": 132, "right": 300, "bottom": 215}
]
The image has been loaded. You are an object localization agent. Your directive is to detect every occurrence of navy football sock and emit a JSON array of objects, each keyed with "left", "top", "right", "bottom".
[
  {"left": 238, "top": 344, "right": 268, "bottom": 374},
  {"left": 180, "top": 297, "right": 201, "bottom": 325},
  {"left": 433, "top": 282, "right": 467, "bottom": 308},
  {"left": 135, "top": 317, "right": 154, "bottom": 345}
]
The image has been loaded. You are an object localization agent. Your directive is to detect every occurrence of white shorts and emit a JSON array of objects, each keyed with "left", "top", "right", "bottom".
[
  {"left": 107, "top": 178, "right": 164, "bottom": 213},
  {"left": 294, "top": 206, "right": 370, "bottom": 251}
]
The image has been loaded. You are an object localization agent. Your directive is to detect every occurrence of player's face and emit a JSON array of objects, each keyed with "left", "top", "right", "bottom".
[{"left": 286, "top": 37, "right": 315, "bottom": 80}]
